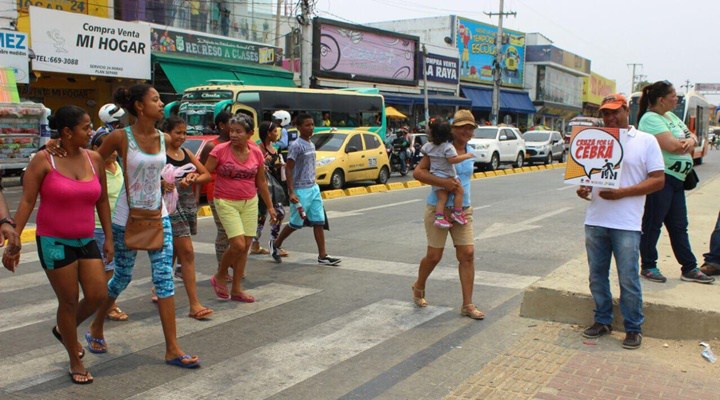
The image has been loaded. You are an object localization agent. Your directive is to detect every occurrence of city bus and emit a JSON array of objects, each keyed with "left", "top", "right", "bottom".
[
  {"left": 164, "top": 81, "right": 387, "bottom": 140},
  {"left": 629, "top": 91, "right": 715, "bottom": 164}
]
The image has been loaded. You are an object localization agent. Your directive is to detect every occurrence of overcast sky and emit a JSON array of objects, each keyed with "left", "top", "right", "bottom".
[{"left": 315, "top": 0, "right": 719, "bottom": 102}]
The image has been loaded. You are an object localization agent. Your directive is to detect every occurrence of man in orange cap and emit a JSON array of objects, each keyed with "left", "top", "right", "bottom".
[{"left": 576, "top": 94, "right": 665, "bottom": 349}]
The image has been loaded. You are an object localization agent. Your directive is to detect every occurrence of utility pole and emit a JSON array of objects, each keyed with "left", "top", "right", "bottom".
[
  {"left": 627, "top": 63, "right": 642, "bottom": 93},
  {"left": 275, "top": 0, "right": 282, "bottom": 49},
  {"left": 422, "top": 44, "right": 430, "bottom": 125},
  {"left": 299, "top": 0, "right": 312, "bottom": 88},
  {"left": 681, "top": 79, "right": 693, "bottom": 94},
  {"left": 485, "top": 0, "right": 516, "bottom": 126}
]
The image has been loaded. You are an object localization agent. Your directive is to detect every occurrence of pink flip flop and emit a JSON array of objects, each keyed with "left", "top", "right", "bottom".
[
  {"left": 210, "top": 276, "right": 230, "bottom": 301},
  {"left": 230, "top": 292, "right": 255, "bottom": 303}
]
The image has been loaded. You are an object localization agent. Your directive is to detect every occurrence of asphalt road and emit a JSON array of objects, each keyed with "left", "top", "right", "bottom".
[{"left": 1, "top": 151, "right": 719, "bottom": 399}]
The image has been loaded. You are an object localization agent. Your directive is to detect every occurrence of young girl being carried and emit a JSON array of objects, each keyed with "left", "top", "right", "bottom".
[{"left": 420, "top": 118, "right": 475, "bottom": 229}]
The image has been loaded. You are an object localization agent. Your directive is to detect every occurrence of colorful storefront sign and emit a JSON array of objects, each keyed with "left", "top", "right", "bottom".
[
  {"left": 0, "top": 68, "right": 20, "bottom": 102},
  {"left": 30, "top": 7, "right": 150, "bottom": 79},
  {"left": 312, "top": 18, "right": 418, "bottom": 86},
  {"left": 456, "top": 16, "right": 526, "bottom": 88},
  {"left": 583, "top": 72, "right": 616, "bottom": 105},
  {"left": 150, "top": 25, "right": 279, "bottom": 65},
  {"left": 0, "top": 30, "right": 29, "bottom": 84}
]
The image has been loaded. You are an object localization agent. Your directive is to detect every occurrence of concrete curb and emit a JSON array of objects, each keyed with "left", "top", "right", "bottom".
[
  {"left": 520, "top": 172, "right": 720, "bottom": 340},
  {"left": 17, "top": 163, "right": 566, "bottom": 244}
]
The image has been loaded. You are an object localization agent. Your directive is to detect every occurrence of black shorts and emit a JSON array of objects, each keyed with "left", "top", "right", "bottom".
[{"left": 36, "top": 236, "right": 102, "bottom": 270}]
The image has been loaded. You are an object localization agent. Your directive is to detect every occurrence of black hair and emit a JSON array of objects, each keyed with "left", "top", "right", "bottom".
[
  {"left": 229, "top": 113, "right": 254, "bottom": 133},
  {"left": 214, "top": 110, "right": 231, "bottom": 127},
  {"left": 113, "top": 84, "right": 154, "bottom": 117},
  {"left": 162, "top": 115, "right": 186, "bottom": 133},
  {"left": 48, "top": 105, "right": 88, "bottom": 138},
  {"left": 428, "top": 117, "right": 452, "bottom": 145},
  {"left": 637, "top": 80, "right": 674, "bottom": 122},
  {"left": 259, "top": 121, "right": 277, "bottom": 142},
  {"left": 296, "top": 113, "right": 313, "bottom": 126}
]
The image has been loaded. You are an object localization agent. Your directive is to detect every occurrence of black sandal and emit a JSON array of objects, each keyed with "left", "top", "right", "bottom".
[
  {"left": 68, "top": 370, "right": 93, "bottom": 385},
  {"left": 52, "top": 326, "right": 85, "bottom": 359}
]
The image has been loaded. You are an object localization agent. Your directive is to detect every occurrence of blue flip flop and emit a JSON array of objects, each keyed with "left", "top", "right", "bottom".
[
  {"left": 165, "top": 355, "right": 200, "bottom": 369},
  {"left": 84, "top": 332, "right": 108, "bottom": 354}
]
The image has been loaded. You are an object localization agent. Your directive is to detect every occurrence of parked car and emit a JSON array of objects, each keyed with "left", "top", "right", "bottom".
[
  {"left": 523, "top": 130, "right": 567, "bottom": 164},
  {"left": 312, "top": 129, "right": 391, "bottom": 189},
  {"left": 468, "top": 126, "right": 526, "bottom": 170}
]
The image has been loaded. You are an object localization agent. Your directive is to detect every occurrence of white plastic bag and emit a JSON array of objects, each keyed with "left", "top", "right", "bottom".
[{"left": 161, "top": 163, "right": 197, "bottom": 214}]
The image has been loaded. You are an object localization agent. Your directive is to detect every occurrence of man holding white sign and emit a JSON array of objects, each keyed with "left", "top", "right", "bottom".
[{"left": 576, "top": 94, "right": 664, "bottom": 349}]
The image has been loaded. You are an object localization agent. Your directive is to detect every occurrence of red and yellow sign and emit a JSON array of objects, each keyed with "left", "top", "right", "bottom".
[
  {"left": 565, "top": 126, "right": 625, "bottom": 188},
  {"left": 583, "top": 72, "right": 617, "bottom": 105}
]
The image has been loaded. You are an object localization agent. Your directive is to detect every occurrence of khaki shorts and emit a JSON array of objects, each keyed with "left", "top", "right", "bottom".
[
  {"left": 214, "top": 197, "right": 259, "bottom": 239},
  {"left": 425, "top": 205, "right": 474, "bottom": 248}
]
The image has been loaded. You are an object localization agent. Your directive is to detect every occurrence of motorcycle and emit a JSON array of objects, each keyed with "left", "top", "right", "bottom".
[{"left": 387, "top": 142, "right": 410, "bottom": 176}]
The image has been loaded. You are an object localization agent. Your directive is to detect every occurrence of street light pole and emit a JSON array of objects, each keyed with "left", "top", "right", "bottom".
[{"left": 422, "top": 44, "right": 430, "bottom": 126}]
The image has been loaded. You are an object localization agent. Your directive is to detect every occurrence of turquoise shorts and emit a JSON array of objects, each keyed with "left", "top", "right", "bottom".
[
  {"left": 36, "top": 236, "right": 100, "bottom": 270},
  {"left": 289, "top": 184, "right": 325, "bottom": 229}
]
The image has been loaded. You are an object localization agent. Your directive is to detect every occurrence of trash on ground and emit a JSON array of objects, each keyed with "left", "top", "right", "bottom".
[{"left": 700, "top": 342, "right": 717, "bottom": 363}]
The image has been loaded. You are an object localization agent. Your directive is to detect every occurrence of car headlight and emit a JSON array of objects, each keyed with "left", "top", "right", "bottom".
[{"left": 316, "top": 157, "right": 336, "bottom": 166}]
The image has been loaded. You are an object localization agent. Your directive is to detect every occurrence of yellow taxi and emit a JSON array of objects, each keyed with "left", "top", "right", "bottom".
[{"left": 310, "top": 129, "right": 390, "bottom": 189}]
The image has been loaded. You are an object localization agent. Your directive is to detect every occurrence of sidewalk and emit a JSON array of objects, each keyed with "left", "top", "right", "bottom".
[
  {"left": 521, "top": 172, "right": 720, "bottom": 340},
  {"left": 444, "top": 321, "right": 720, "bottom": 400}
]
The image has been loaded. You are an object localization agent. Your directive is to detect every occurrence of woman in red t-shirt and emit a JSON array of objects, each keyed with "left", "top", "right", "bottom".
[{"left": 204, "top": 115, "right": 276, "bottom": 302}]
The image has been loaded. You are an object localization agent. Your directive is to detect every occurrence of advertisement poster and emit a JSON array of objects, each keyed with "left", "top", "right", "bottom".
[
  {"left": 456, "top": 17, "right": 525, "bottom": 88},
  {"left": 583, "top": 72, "right": 616, "bottom": 105},
  {"left": 30, "top": 6, "right": 150, "bottom": 80},
  {"left": 313, "top": 18, "right": 418, "bottom": 86},
  {"left": 564, "top": 126, "right": 626, "bottom": 188},
  {"left": 0, "top": 68, "right": 20, "bottom": 103},
  {"left": 150, "top": 26, "right": 278, "bottom": 65},
  {"left": 421, "top": 53, "right": 459, "bottom": 84},
  {"left": 0, "top": 30, "right": 29, "bottom": 84}
]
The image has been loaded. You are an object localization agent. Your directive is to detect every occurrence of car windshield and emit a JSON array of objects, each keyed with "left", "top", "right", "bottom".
[
  {"left": 523, "top": 132, "right": 551, "bottom": 142},
  {"left": 311, "top": 133, "right": 348, "bottom": 151},
  {"left": 473, "top": 127, "right": 499, "bottom": 139}
]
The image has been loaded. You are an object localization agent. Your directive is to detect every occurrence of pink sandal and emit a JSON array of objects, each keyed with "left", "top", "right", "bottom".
[
  {"left": 230, "top": 292, "right": 255, "bottom": 303},
  {"left": 210, "top": 276, "right": 230, "bottom": 301}
]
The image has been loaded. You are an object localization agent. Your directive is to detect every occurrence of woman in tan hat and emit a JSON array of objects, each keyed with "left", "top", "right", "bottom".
[{"left": 411, "top": 110, "right": 485, "bottom": 319}]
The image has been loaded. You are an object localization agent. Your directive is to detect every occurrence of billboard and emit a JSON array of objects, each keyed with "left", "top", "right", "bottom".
[
  {"left": 0, "top": 30, "right": 29, "bottom": 84},
  {"left": 312, "top": 18, "right": 418, "bottom": 86},
  {"left": 526, "top": 45, "right": 590, "bottom": 75},
  {"left": 150, "top": 26, "right": 279, "bottom": 65},
  {"left": 695, "top": 83, "right": 720, "bottom": 92},
  {"left": 421, "top": 53, "right": 459, "bottom": 85},
  {"left": 583, "top": 72, "right": 616, "bottom": 105},
  {"left": 456, "top": 16, "right": 525, "bottom": 88},
  {"left": 30, "top": 7, "right": 150, "bottom": 80}
]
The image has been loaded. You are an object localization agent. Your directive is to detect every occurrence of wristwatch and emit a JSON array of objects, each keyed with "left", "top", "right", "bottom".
[{"left": 0, "top": 217, "right": 16, "bottom": 228}]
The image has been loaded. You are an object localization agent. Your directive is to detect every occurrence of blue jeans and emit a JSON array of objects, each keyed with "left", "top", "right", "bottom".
[
  {"left": 704, "top": 212, "right": 720, "bottom": 267},
  {"left": 640, "top": 174, "right": 697, "bottom": 274},
  {"left": 585, "top": 225, "right": 644, "bottom": 333}
]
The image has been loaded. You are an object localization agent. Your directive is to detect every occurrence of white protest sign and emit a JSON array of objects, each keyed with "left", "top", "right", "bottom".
[
  {"left": 564, "top": 127, "right": 626, "bottom": 188},
  {"left": 30, "top": 6, "right": 150, "bottom": 80}
]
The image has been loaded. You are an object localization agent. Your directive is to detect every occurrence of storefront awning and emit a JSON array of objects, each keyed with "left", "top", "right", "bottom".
[
  {"left": 381, "top": 92, "right": 472, "bottom": 107},
  {"left": 461, "top": 86, "right": 536, "bottom": 114},
  {"left": 153, "top": 53, "right": 296, "bottom": 93}
]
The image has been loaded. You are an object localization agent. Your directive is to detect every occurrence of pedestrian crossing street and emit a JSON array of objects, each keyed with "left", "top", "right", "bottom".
[{"left": 0, "top": 241, "right": 541, "bottom": 398}]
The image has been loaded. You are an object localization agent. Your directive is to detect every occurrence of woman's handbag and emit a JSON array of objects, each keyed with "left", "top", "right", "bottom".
[
  {"left": 684, "top": 169, "right": 699, "bottom": 191},
  {"left": 266, "top": 168, "right": 287, "bottom": 205},
  {"left": 121, "top": 127, "right": 164, "bottom": 251}
]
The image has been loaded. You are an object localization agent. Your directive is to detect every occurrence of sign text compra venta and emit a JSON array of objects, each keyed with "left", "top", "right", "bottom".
[{"left": 76, "top": 23, "right": 146, "bottom": 54}]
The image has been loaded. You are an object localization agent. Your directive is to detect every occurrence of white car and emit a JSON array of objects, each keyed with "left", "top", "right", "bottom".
[{"left": 468, "top": 126, "right": 526, "bottom": 170}]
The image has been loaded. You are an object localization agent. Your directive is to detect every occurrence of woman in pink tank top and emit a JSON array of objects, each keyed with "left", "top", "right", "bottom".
[{"left": 8, "top": 105, "right": 112, "bottom": 384}]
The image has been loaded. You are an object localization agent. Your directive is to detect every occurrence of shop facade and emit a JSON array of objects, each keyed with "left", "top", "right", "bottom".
[
  {"left": 525, "top": 35, "right": 590, "bottom": 132},
  {"left": 148, "top": 24, "right": 294, "bottom": 101},
  {"left": 582, "top": 72, "right": 616, "bottom": 117}
]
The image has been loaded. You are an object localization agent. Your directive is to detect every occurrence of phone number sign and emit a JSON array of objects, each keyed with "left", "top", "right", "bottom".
[{"left": 17, "top": 0, "right": 88, "bottom": 14}]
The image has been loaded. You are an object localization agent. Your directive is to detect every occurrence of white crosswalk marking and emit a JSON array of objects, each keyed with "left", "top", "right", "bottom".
[
  {"left": 127, "top": 299, "right": 450, "bottom": 400},
  {"left": 1, "top": 283, "right": 321, "bottom": 392}
]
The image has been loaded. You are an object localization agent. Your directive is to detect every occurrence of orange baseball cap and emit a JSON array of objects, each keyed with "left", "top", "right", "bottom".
[{"left": 599, "top": 93, "right": 628, "bottom": 110}]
